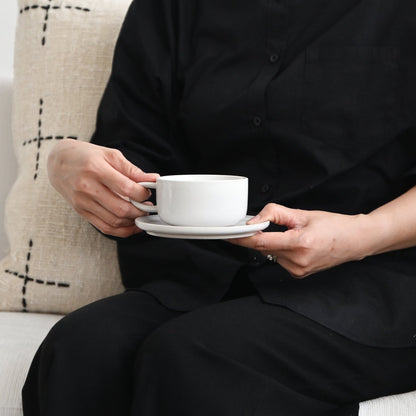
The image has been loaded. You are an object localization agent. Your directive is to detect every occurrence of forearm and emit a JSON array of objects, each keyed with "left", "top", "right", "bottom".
[{"left": 360, "top": 186, "right": 416, "bottom": 257}]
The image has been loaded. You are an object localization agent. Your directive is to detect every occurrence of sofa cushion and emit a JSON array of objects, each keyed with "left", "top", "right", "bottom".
[
  {"left": 359, "top": 391, "right": 416, "bottom": 416},
  {"left": 0, "top": 77, "right": 17, "bottom": 259},
  {"left": 0, "top": 0, "right": 133, "bottom": 314},
  {"left": 0, "top": 312, "right": 63, "bottom": 415}
]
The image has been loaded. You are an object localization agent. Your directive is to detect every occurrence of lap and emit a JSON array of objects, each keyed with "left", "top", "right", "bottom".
[
  {"left": 46, "top": 290, "right": 416, "bottom": 402},
  {"left": 138, "top": 296, "right": 416, "bottom": 410},
  {"left": 38, "top": 289, "right": 416, "bottom": 414}
]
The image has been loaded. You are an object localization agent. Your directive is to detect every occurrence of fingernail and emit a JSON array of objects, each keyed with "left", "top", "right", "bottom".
[{"left": 248, "top": 214, "right": 261, "bottom": 224}]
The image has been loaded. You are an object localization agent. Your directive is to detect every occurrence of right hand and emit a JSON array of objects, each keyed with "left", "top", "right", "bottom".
[{"left": 47, "top": 139, "right": 159, "bottom": 237}]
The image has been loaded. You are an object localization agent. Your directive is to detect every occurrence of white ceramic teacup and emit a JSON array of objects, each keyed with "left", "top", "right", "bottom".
[{"left": 131, "top": 174, "right": 248, "bottom": 227}]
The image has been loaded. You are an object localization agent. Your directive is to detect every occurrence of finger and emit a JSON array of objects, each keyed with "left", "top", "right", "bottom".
[
  {"left": 90, "top": 183, "right": 150, "bottom": 220},
  {"left": 247, "top": 203, "right": 307, "bottom": 229},
  {"left": 88, "top": 200, "right": 137, "bottom": 228},
  {"left": 228, "top": 230, "right": 297, "bottom": 251},
  {"left": 273, "top": 256, "right": 309, "bottom": 279},
  {"left": 227, "top": 232, "right": 261, "bottom": 247},
  {"left": 74, "top": 192, "right": 136, "bottom": 227},
  {"left": 104, "top": 148, "right": 160, "bottom": 183},
  {"left": 255, "top": 250, "right": 309, "bottom": 279},
  {"left": 73, "top": 179, "right": 147, "bottom": 220},
  {"left": 96, "top": 164, "right": 154, "bottom": 203},
  {"left": 78, "top": 209, "right": 142, "bottom": 238}
]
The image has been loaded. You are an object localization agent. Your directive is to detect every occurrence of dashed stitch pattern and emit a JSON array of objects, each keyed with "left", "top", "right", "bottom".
[
  {"left": 19, "top": 0, "right": 91, "bottom": 46},
  {"left": 22, "top": 98, "right": 77, "bottom": 180},
  {"left": 4, "top": 239, "right": 70, "bottom": 312}
]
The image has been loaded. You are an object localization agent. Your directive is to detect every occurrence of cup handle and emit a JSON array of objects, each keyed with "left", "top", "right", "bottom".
[{"left": 130, "top": 182, "right": 158, "bottom": 213}]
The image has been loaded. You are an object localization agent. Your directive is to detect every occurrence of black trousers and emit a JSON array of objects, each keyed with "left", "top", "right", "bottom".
[{"left": 22, "top": 274, "right": 416, "bottom": 416}]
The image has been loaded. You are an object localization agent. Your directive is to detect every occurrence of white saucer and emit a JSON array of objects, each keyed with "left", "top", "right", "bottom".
[{"left": 135, "top": 215, "right": 270, "bottom": 240}]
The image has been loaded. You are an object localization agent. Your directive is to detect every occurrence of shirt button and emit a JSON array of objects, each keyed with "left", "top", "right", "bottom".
[
  {"left": 252, "top": 116, "right": 262, "bottom": 127},
  {"left": 269, "top": 53, "right": 279, "bottom": 63},
  {"left": 251, "top": 256, "right": 261, "bottom": 266},
  {"left": 261, "top": 184, "right": 271, "bottom": 193}
]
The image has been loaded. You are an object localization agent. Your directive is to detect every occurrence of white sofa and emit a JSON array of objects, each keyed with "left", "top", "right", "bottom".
[{"left": 0, "top": 4, "right": 416, "bottom": 416}]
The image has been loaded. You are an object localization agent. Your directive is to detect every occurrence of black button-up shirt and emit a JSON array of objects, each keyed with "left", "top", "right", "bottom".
[{"left": 92, "top": 0, "right": 416, "bottom": 347}]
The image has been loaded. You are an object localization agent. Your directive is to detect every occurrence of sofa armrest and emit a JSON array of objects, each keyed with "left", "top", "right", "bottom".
[{"left": 0, "top": 76, "right": 17, "bottom": 258}]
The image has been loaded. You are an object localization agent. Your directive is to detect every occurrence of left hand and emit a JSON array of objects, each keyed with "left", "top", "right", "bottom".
[{"left": 228, "top": 203, "right": 371, "bottom": 278}]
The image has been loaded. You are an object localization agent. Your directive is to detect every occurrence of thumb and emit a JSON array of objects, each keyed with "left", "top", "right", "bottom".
[{"left": 247, "top": 203, "right": 307, "bottom": 229}]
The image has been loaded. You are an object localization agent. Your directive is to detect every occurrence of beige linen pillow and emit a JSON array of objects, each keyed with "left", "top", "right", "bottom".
[{"left": 0, "top": 0, "right": 133, "bottom": 313}]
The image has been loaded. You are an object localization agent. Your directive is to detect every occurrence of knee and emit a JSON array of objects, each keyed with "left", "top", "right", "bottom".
[
  {"left": 39, "top": 311, "right": 95, "bottom": 364},
  {"left": 39, "top": 298, "right": 125, "bottom": 363}
]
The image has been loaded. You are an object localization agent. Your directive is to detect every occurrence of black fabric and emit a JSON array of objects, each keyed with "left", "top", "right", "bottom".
[
  {"left": 22, "top": 289, "right": 416, "bottom": 416},
  {"left": 90, "top": 0, "right": 416, "bottom": 348}
]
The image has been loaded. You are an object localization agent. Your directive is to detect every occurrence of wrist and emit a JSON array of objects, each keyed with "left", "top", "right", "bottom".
[{"left": 353, "top": 212, "right": 393, "bottom": 259}]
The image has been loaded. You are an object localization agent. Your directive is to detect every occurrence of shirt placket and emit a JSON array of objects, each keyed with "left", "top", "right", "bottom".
[{"left": 246, "top": 0, "right": 288, "bottom": 206}]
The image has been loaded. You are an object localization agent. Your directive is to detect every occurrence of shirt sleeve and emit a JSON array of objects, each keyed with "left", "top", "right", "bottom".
[
  {"left": 397, "top": 128, "right": 416, "bottom": 192},
  {"left": 403, "top": 166, "right": 416, "bottom": 190},
  {"left": 90, "top": 0, "right": 189, "bottom": 175}
]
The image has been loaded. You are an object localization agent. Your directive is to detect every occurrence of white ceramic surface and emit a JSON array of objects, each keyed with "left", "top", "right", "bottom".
[
  {"left": 135, "top": 215, "right": 270, "bottom": 239},
  {"left": 131, "top": 174, "right": 248, "bottom": 227}
]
